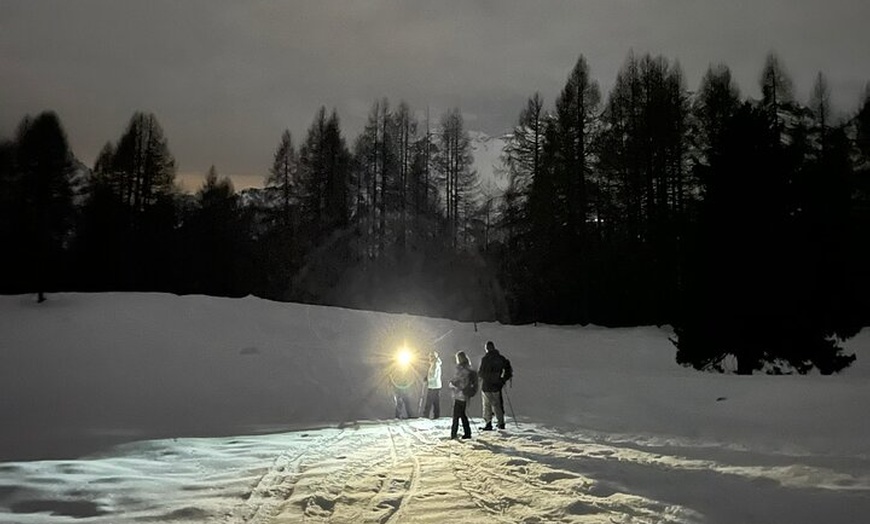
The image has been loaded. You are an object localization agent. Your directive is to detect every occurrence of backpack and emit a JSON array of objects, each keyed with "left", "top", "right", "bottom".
[
  {"left": 501, "top": 356, "right": 513, "bottom": 383},
  {"left": 464, "top": 369, "right": 479, "bottom": 398}
]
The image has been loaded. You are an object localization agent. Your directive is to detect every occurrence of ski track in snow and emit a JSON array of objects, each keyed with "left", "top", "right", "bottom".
[
  {"left": 226, "top": 429, "right": 349, "bottom": 523},
  {"left": 2, "top": 420, "right": 870, "bottom": 523}
]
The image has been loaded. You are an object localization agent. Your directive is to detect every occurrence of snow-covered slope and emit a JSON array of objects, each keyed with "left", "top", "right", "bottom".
[{"left": 1, "top": 293, "right": 869, "bottom": 523}]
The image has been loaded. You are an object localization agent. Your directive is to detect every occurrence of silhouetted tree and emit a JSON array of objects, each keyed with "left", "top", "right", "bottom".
[
  {"left": 852, "top": 86, "right": 870, "bottom": 326},
  {"left": 674, "top": 93, "right": 857, "bottom": 374},
  {"left": 182, "top": 166, "right": 245, "bottom": 296},
  {"left": 112, "top": 112, "right": 176, "bottom": 214},
  {"left": 78, "top": 112, "right": 178, "bottom": 290},
  {"left": 0, "top": 138, "right": 20, "bottom": 291},
  {"left": 266, "top": 130, "right": 299, "bottom": 230},
  {"left": 393, "top": 101, "right": 416, "bottom": 249},
  {"left": 254, "top": 130, "right": 302, "bottom": 298},
  {"left": 12, "top": 112, "right": 74, "bottom": 302},
  {"left": 810, "top": 72, "right": 832, "bottom": 140},
  {"left": 351, "top": 102, "right": 380, "bottom": 260},
  {"left": 597, "top": 52, "right": 689, "bottom": 324},
  {"left": 297, "top": 108, "right": 351, "bottom": 238},
  {"left": 692, "top": 65, "right": 741, "bottom": 162},
  {"left": 407, "top": 107, "right": 441, "bottom": 248},
  {"left": 760, "top": 52, "right": 795, "bottom": 142},
  {"left": 502, "top": 93, "right": 547, "bottom": 230},
  {"left": 434, "top": 108, "right": 478, "bottom": 249},
  {"left": 552, "top": 56, "right": 601, "bottom": 323},
  {"left": 293, "top": 107, "right": 352, "bottom": 301}
]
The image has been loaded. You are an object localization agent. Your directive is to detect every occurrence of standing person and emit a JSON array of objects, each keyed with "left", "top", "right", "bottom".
[
  {"left": 389, "top": 356, "right": 416, "bottom": 419},
  {"left": 478, "top": 340, "right": 512, "bottom": 430},
  {"left": 447, "top": 351, "right": 473, "bottom": 439},
  {"left": 422, "top": 351, "right": 442, "bottom": 419}
]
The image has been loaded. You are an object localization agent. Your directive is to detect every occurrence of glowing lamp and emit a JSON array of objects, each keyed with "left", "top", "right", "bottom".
[{"left": 396, "top": 348, "right": 413, "bottom": 368}]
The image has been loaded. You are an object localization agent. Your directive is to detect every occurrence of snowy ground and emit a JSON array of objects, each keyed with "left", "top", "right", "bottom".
[{"left": 1, "top": 293, "right": 869, "bottom": 523}]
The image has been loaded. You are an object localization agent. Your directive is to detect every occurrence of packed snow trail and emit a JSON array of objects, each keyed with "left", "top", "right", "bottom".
[
  {"left": 257, "top": 420, "right": 700, "bottom": 524},
  {"left": 3, "top": 419, "right": 870, "bottom": 523}
]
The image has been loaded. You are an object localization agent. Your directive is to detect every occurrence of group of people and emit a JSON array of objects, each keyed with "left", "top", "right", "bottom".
[{"left": 389, "top": 340, "right": 513, "bottom": 440}]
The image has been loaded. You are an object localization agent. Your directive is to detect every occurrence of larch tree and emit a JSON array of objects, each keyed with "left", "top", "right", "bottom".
[
  {"left": 553, "top": 56, "right": 601, "bottom": 323},
  {"left": 266, "top": 130, "right": 299, "bottom": 230},
  {"left": 12, "top": 112, "right": 74, "bottom": 302},
  {"left": 434, "top": 108, "right": 477, "bottom": 250}
]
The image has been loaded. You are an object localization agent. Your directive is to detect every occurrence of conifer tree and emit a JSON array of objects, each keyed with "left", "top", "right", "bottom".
[
  {"left": 11, "top": 112, "right": 74, "bottom": 301},
  {"left": 674, "top": 64, "right": 858, "bottom": 374},
  {"left": 266, "top": 130, "right": 298, "bottom": 230},
  {"left": 292, "top": 108, "right": 352, "bottom": 301},
  {"left": 188, "top": 165, "right": 240, "bottom": 296},
  {"left": 502, "top": 93, "right": 547, "bottom": 218},
  {"left": 553, "top": 56, "right": 601, "bottom": 322},
  {"left": 434, "top": 108, "right": 477, "bottom": 249},
  {"left": 112, "top": 112, "right": 176, "bottom": 214},
  {"left": 760, "top": 52, "right": 795, "bottom": 141},
  {"left": 693, "top": 65, "right": 741, "bottom": 161},
  {"left": 598, "top": 52, "right": 689, "bottom": 323},
  {"left": 84, "top": 112, "right": 177, "bottom": 290},
  {"left": 499, "top": 93, "right": 551, "bottom": 321}
]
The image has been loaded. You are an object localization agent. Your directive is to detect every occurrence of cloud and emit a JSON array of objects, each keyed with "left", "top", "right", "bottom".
[{"left": 2, "top": 0, "right": 868, "bottom": 187}]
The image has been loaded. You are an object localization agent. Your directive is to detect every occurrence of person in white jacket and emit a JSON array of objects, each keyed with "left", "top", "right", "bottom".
[{"left": 422, "top": 351, "right": 442, "bottom": 418}]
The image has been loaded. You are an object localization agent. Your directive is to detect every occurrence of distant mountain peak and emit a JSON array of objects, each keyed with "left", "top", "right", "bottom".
[{"left": 468, "top": 130, "right": 509, "bottom": 195}]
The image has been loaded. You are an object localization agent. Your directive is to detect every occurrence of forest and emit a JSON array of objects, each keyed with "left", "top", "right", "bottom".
[{"left": 2, "top": 51, "right": 869, "bottom": 375}]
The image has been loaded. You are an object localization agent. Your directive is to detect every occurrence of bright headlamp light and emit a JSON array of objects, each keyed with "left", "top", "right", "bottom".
[{"left": 396, "top": 347, "right": 414, "bottom": 368}]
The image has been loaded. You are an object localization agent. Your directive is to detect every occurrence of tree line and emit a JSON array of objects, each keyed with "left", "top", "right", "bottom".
[{"left": 2, "top": 51, "right": 869, "bottom": 374}]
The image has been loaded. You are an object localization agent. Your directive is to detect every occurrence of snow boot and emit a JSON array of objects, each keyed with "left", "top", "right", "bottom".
[{"left": 481, "top": 423, "right": 494, "bottom": 431}]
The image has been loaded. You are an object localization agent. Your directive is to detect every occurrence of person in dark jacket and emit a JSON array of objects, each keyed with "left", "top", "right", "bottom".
[
  {"left": 478, "top": 340, "right": 510, "bottom": 430},
  {"left": 447, "top": 351, "right": 473, "bottom": 439}
]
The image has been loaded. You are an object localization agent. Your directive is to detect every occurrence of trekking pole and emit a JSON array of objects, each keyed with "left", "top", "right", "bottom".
[
  {"left": 503, "top": 386, "right": 519, "bottom": 428},
  {"left": 418, "top": 380, "right": 426, "bottom": 417}
]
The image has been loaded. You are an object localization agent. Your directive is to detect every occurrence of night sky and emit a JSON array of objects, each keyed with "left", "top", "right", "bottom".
[{"left": 2, "top": 0, "right": 868, "bottom": 190}]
